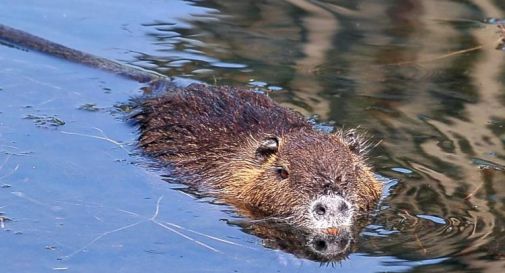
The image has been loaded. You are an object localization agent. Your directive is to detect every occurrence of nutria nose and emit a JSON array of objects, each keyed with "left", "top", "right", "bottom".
[
  {"left": 314, "top": 204, "right": 327, "bottom": 216},
  {"left": 313, "top": 199, "right": 349, "bottom": 216},
  {"left": 310, "top": 195, "right": 353, "bottom": 228},
  {"left": 339, "top": 201, "right": 349, "bottom": 212}
]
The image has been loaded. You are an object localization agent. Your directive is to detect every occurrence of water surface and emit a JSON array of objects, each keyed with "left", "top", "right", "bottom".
[{"left": 1, "top": 0, "right": 505, "bottom": 272}]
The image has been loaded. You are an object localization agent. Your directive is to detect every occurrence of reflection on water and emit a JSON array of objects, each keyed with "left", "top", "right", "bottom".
[
  {"left": 235, "top": 220, "right": 357, "bottom": 263},
  {"left": 135, "top": 0, "right": 505, "bottom": 271}
]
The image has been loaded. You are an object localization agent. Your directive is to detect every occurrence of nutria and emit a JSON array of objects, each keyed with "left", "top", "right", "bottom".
[
  {"left": 134, "top": 84, "right": 382, "bottom": 229},
  {"left": 0, "top": 24, "right": 382, "bottom": 230}
]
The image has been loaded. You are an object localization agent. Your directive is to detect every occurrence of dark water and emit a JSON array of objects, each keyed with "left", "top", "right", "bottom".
[{"left": 1, "top": 0, "right": 505, "bottom": 272}]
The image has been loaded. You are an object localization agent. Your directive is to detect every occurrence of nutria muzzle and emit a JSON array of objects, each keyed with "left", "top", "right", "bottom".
[{"left": 309, "top": 195, "right": 354, "bottom": 229}]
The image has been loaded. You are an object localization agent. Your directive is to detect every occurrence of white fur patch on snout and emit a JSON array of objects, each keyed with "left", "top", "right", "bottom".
[{"left": 309, "top": 194, "right": 354, "bottom": 229}]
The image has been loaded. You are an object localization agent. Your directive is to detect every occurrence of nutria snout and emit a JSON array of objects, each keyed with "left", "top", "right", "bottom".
[
  {"left": 134, "top": 83, "right": 382, "bottom": 230},
  {"left": 311, "top": 195, "right": 354, "bottom": 228}
]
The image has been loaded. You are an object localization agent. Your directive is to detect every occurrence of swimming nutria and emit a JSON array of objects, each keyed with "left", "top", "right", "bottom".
[
  {"left": 0, "top": 24, "right": 382, "bottom": 230},
  {"left": 134, "top": 84, "right": 382, "bottom": 229}
]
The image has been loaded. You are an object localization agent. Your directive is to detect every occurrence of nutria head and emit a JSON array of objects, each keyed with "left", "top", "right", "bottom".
[{"left": 223, "top": 128, "right": 382, "bottom": 230}]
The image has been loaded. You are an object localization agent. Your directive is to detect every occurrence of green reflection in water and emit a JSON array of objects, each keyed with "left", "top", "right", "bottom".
[{"left": 135, "top": 0, "right": 505, "bottom": 272}]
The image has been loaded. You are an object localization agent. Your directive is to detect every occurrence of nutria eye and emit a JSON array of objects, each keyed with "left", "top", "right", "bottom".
[{"left": 275, "top": 167, "right": 289, "bottom": 179}]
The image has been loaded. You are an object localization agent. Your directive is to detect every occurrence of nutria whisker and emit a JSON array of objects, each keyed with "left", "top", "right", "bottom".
[{"left": 245, "top": 215, "right": 296, "bottom": 224}]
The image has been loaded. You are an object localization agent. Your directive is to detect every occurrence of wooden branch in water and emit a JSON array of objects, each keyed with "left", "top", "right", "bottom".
[
  {"left": 388, "top": 45, "right": 483, "bottom": 66},
  {"left": 386, "top": 23, "right": 505, "bottom": 66}
]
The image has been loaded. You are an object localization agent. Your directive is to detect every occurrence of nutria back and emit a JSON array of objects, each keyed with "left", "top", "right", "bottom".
[{"left": 134, "top": 83, "right": 382, "bottom": 230}]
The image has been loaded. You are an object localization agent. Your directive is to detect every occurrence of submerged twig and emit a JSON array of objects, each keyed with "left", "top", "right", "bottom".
[
  {"left": 414, "top": 231, "right": 427, "bottom": 255},
  {"left": 148, "top": 196, "right": 221, "bottom": 253},
  {"left": 61, "top": 219, "right": 147, "bottom": 260},
  {"left": 464, "top": 181, "right": 484, "bottom": 200},
  {"left": 0, "top": 154, "right": 12, "bottom": 172},
  {"left": 0, "top": 205, "right": 9, "bottom": 229},
  {"left": 59, "top": 196, "right": 249, "bottom": 260},
  {"left": 162, "top": 221, "right": 247, "bottom": 248},
  {"left": 153, "top": 221, "right": 221, "bottom": 253},
  {"left": 388, "top": 45, "right": 483, "bottom": 66},
  {"left": 0, "top": 213, "right": 8, "bottom": 229},
  {"left": 61, "top": 127, "right": 130, "bottom": 153},
  {"left": 11, "top": 191, "right": 48, "bottom": 207},
  {"left": 0, "top": 164, "right": 19, "bottom": 181},
  {"left": 390, "top": 23, "right": 505, "bottom": 66},
  {"left": 11, "top": 189, "right": 246, "bottom": 259}
]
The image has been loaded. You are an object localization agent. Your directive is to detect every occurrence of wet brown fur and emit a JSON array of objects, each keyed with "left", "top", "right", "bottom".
[{"left": 134, "top": 83, "right": 382, "bottom": 227}]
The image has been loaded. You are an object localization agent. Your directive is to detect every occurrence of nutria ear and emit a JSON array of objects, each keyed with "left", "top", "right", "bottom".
[
  {"left": 255, "top": 137, "right": 279, "bottom": 160},
  {"left": 343, "top": 129, "right": 361, "bottom": 154}
]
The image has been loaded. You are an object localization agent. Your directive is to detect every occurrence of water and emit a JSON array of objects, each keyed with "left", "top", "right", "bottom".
[{"left": 1, "top": 0, "right": 505, "bottom": 272}]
